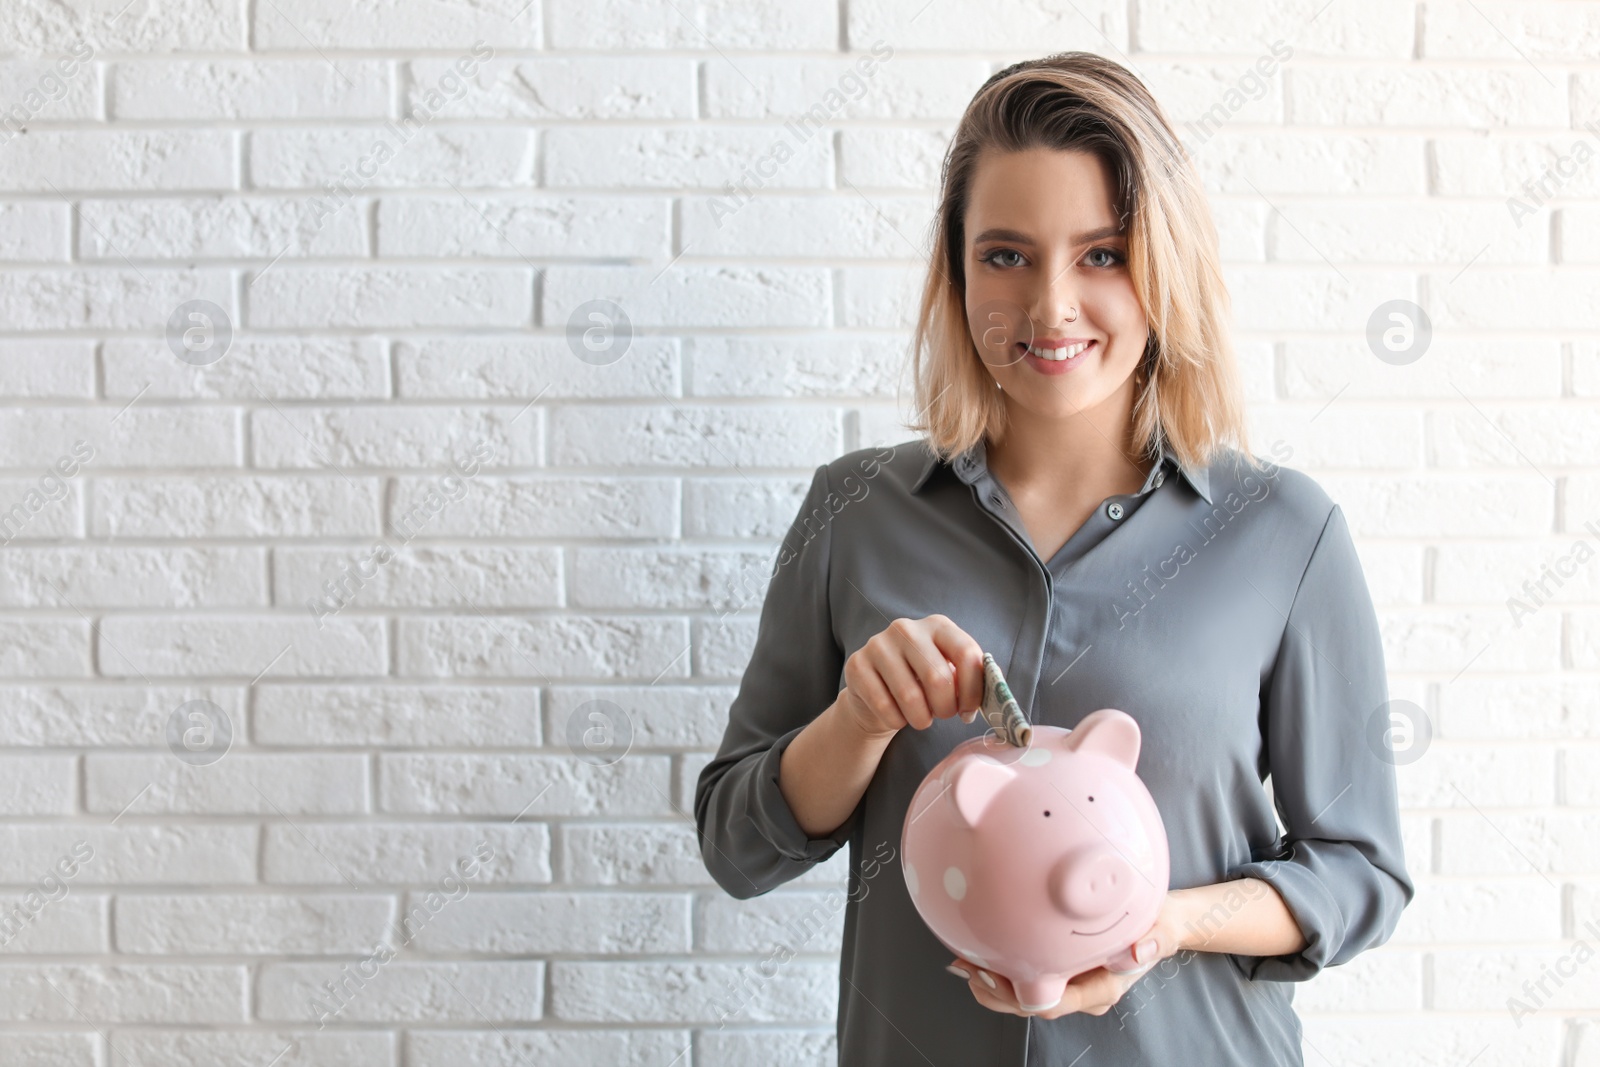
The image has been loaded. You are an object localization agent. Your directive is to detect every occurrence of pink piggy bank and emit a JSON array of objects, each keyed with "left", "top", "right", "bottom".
[{"left": 900, "top": 708, "right": 1170, "bottom": 1012}]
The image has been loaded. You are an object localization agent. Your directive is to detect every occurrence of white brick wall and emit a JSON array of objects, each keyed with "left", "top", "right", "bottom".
[{"left": 0, "top": 1, "right": 1595, "bottom": 1064}]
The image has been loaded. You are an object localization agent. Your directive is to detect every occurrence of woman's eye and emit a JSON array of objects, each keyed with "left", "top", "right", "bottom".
[
  {"left": 1086, "top": 247, "right": 1125, "bottom": 268},
  {"left": 981, "top": 248, "right": 1025, "bottom": 268}
]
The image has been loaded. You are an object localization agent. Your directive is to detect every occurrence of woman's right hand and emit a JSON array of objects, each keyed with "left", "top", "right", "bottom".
[{"left": 836, "top": 614, "right": 986, "bottom": 742}]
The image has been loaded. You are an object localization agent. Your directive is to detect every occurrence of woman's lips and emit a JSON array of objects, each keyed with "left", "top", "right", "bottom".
[{"left": 1017, "top": 339, "right": 1095, "bottom": 375}]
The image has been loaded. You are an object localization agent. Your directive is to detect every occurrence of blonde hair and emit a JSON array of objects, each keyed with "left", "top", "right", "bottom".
[{"left": 907, "top": 51, "right": 1255, "bottom": 473}]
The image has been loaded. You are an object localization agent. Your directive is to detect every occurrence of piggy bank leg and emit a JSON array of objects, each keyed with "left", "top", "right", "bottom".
[{"left": 1013, "top": 974, "right": 1067, "bottom": 1014}]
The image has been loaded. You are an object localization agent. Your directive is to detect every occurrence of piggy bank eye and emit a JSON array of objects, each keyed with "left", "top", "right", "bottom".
[
  {"left": 1043, "top": 810, "right": 1050, "bottom": 817},
  {"left": 1088, "top": 796, "right": 1095, "bottom": 802}
]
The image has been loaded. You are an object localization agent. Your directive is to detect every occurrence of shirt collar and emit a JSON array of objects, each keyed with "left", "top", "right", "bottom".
[{"left": 909, "top": 435, "right": 1213, "bottom": 505}]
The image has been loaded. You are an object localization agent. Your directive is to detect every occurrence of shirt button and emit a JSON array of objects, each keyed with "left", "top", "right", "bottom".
[
  {"left": 1106, "top": 501, "right": 1125, "bottom": 520},
  {"left": 1154, "top": 470, "right": 1165, "bottom": 488}
]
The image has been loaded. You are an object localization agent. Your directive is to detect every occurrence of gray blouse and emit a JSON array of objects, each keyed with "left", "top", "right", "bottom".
[{"left": 694, "top": 434, "right": 1414, "bottom": 1066}]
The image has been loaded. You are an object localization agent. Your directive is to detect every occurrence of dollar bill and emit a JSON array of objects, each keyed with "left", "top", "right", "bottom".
[{"left": 980, "top": 652, "right": 1032, "bottom": 748}]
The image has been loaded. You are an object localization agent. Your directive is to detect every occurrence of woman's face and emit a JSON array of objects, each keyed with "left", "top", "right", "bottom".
[{"left": 962, "top": 147, "right": 1148, "bottom": 420}]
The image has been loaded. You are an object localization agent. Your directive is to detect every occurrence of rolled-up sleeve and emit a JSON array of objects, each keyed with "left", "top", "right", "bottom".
[
  {"left": 694, "top": 462, "right": 857, "bottom": 900},
  {"left": 1226, "top": 503, "right": 1416, "bottom": 981}
]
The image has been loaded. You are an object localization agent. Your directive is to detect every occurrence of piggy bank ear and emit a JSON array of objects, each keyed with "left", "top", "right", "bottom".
[
  {"left": 949, "top": 756, "right": 1017, "bottom": 828},
  {"left": 1063, "top": 708, "right": 1142, "bottom": 769}
]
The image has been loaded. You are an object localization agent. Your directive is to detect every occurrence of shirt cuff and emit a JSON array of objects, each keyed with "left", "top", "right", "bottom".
[
  {"left": 1222, "top": 854, "right": 1344, "bottom": 982},
  {"left": 750, "top": 723, "right": 857, "bottom": 864}
]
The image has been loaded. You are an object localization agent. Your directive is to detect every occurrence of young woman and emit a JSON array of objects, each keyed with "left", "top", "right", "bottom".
[{"left": 695, "top": 52, "right": 1413, "bottom": 1066}]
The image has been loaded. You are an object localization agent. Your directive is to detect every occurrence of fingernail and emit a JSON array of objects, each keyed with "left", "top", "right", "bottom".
[
  {"left": 1136, "top": 938, "right": 1158, "bottom": 962},
  {"left": 978, "top": 970, "right": 997, "bottom": 989},
  {"left": 946, "top": 963, "right": 971, "bottom": 980},
  {"left": 960, "top": 709, "right": 977, "bottom": 723}
]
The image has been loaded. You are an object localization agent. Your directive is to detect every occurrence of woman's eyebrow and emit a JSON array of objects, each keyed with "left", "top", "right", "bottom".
[{"left": 972, "top": 224, "right": 1127, "bottom": 245}]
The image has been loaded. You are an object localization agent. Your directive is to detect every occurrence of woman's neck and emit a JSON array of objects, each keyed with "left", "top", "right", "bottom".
[{"left": 985, "top": 388, "right": 1151, "bottom": 501}]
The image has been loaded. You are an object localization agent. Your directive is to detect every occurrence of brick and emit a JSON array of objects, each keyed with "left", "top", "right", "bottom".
[
  {"left": 1281, "top": 338, "right": 1562, "bottom": 399},
  {"left": 79, "top": 196, "right": 365, "bottom": 259},
  {"left": 542, "top": 266, "right": 831, "bottom": 329},
  {"left": 0, "top": 57, "right": 101, "bottom": 123},
  {"left": 405, "top": 56, "right": 693, "bottom": 120},
  {"left": 275, "top": 545, "right": 560, "bottom": 609},
  {"left": 0, "top": 268, "right": 233, "bottom": 330},
  {"left": 406, "top": 891, "right": 690, "bottom": 954},
  {"left": 1138, "top": 0, "right": 1411, "bottom": 56},
  {"left": 0, "top": 131, "right": 234, "bottom": 192},
  {"left": 1269, "top": 198, "right": 1546, "bottom": 264},
  {"left": 548, "top": 959, "right": 834, "bottom": 1024},
  {"left": 0, "top": 755, "right": 73, "bottom": 814},
  {"left": 0, "top": 201, "right": 68, "bottom": 261},
  {"left": 1246, "top": 404, "right": 1422, "bottom": 468},
  {"left": 250, "top": 404, "right": 539, "bottom": 469},
  {"left": 847, "top": 0, "right": 1125, "bottom": 51},
  {"left": 549, "top": 403, "right": 837, "bottom": 468},
  {"left": 682, "top": 194, "right": 933, "bottom": 258},
  {"left": 0, "top": 685, "right": 243, "bottom": 747},
  {"left": 111, "top": 1032, "right": 392, "bottom": 1067},
  {"left": 571, "top": 547, "right": 776, "bottom": 610},
  {"left": 543, "top": 127, "right": 831, "bottom": 190},
  {"left": 378, "top": 194, "right": 669, "bottom": 258},
  {"left": 116, "top": 894, "right": 395, "bottom": 953},
  {"left": 0, "top": 546, "right": 264, "bottom": 607},
  {"left": 0, "top": 405, "right": 237, "bottom": 468},
  {"left": 839, "top": 127, "right": 953, "bottom": 189},
  {"left": 547, "top": 685, "right": 735, "bottom": 750},
  {"left": 0, "top": 619, "right": 90, "bottom": 677},
  {"left": 95, "top": 616, "right": 387, "bottom": 678},
  {"left": 406, "top": 1030, "right": 690, "bottom": 1067},
  {"left": 0, "top": 2, "right": 245, "bottom": 51},
  {"left": 248, "top": 267, "right": 532, "bottom": 329},
  {"left": 86, "top": 753, "right": 369, "bottom": 815},
  {"left": 254, "top": 684, "right": 541, "bottom": 746},
  {"left": 549, "top": 0, "right": 834, "bottom": 49},
  {"left": 1194, "top": 132, "right": 1424, "bottom": 194},
  {"left": 378, "top": 753, "right": 674, "bottom": 816},
  {"left": 254, "top": 1, "right": 537, "bottom": 48},
  {"left": 397, "top": 614, "right": 688, "bottom": 680},
  {"left": 1423, "top": 0, "right": 1600, "bottom": 61},
  {"left": 93, "top": 475, "right": 382, "bottom": 538},
  {"left": 249, "top": 128, "right": 533, "bottom": 189},
  {"left": 1292, "top": 65, "right": 1566, "bottom": 128},
  {"left": 683, "top": 475, "right": 809, "bottom": 538},
  {"left": 103, "top": 337, "right": 388, "bottom": 399},
  {"left": 388, "top": 474, "right": 677, "bottom": 538},
  {"left": 110, "top": 59, "right": 390, "bottom": 119},
  {"left": 0, "top": 892, "right": 105, "bottom": 953},
  {"left": 0, "top": 963, "right": 246, "bottom": 1022},
  {"left": 258, "top": 960, "right": 543, "bottom": 1023},
  {"left": 704, "top": 56, "right": 986, "bottom": 120},
  {"left": 394, "top": 336, "right": 680, "bottom": 399},
  {"left": 262, "top": 823, "right": 550, "bottom": 885},
  {"left": 0, "top": 340, "right": 93, "bottom": 396}
]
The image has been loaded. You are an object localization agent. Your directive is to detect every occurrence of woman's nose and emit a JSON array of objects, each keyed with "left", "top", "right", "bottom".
[{"left": 1028, "top": 264, "right": 1080, "bottom": 330}]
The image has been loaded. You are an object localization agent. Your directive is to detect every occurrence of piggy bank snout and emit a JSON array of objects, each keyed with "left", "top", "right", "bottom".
[{"left": 1049, "top": 847, "right": 1136, "bottom": 920}]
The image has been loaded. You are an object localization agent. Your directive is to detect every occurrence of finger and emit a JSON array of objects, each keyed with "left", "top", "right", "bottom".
[
  {"left": 875, "top": 639, "right": 935, "bottom": 730},
  {"left": 951, "top": 959, "right": 1028, "bottom": 1016},
  {"left": 842, "top": 656, "right": 902, "bottom": 736},
  {"left": 892, "top": 621, "right": 960, "bottom": 721},
  {"left": 928, "top": 617, "right": 986, "bottom": 714}
]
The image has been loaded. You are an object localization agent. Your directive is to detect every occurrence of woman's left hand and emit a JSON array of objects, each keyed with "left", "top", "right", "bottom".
[{"left": 948, "top": 890, "right": 1187, "bottom": 1020}]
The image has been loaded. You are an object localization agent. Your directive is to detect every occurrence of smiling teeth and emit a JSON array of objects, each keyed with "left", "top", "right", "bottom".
[{"left": 1027, "top": 341, "right": 1090, "bottom": 361}]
